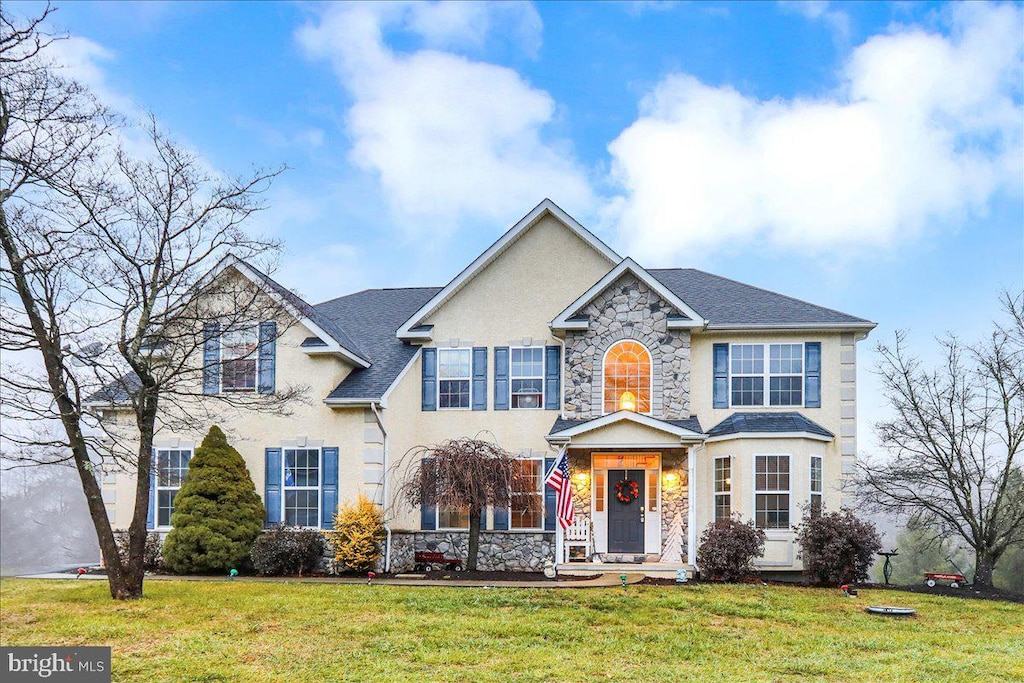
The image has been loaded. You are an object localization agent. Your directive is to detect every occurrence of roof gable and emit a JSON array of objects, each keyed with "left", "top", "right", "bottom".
[
  {"left": 396, "top": 199, "right": 619, "bottom": 340},
  {"left": 547, "top": 411, "right": 704, "bottom": 445},
  {"left": 551, "top": 257, "right": 707, "bottom": 331}
]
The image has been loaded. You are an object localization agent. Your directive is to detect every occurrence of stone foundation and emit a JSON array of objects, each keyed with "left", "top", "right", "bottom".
[{"left": 385, "top": 531, "right": 555, "bottom": 572}]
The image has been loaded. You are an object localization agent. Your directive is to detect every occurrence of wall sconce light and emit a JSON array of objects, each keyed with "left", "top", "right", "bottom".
[
  {"left": 618, "top": 390, "right": 637, "bottom": 412},
  {"left": 573, "top": 471, "right": 589, "bottom": 486}
]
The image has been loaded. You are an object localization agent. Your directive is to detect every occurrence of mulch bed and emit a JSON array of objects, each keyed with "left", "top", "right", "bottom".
[
  {"left": 381, "top": 570, "right": 596, "bottom": 582},
  {"left": 870, "top": 582, "right": 1024, "bottom": 604}
]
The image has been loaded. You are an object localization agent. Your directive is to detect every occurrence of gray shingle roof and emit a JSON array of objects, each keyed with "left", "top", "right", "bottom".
[
  {"left": 317, "top": 287, "right": 442, "bottom": 401},
  {"left": 706, "top": 412, "right": 834, "bottom": 438},
  {"left": 648, "top": 268, "right": 872, "bottom": 327},
  {"left": 85, "top": 372, "right": 140, "bottom": 404},
  {"left": 549, "top": 415, "right": 703, "bottom": 436}
]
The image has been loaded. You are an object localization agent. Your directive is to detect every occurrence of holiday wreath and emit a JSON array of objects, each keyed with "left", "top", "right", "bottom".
[{"left": 615, "top": 479, "right": 640, "bottom": 504}]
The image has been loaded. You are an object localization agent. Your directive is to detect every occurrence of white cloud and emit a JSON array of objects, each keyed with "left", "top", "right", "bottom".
[
  {"left": 296, "top": 2, "right": 592, "bottom": 235},
  {"left": 779, "top": 1, "right": 850, "bottom": 41},
  {"left": 605, "top": 2, "right": 1023, "bottom": 264}
]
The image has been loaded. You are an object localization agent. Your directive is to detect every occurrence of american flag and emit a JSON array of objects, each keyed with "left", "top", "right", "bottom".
[{"left": 544, "top": 449, "right": 574, "bottom": 530}]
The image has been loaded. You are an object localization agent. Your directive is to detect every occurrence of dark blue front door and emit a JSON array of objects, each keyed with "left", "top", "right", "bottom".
[{"left": 608, "top": 469, "right": 645, "bottom": 553}]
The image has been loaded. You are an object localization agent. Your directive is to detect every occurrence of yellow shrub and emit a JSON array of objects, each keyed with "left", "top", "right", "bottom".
[{"left": 327, "top": 494, "right": 385, "bottom": 572}]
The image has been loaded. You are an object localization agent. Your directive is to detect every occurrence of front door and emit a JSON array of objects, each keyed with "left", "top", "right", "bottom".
[{"left": 607, "top": 469, "right": 645, "bottom": 554}]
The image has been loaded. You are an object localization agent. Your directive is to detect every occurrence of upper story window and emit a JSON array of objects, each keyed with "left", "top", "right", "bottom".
[
  {"left": 510, "top": 347, "right": 544, "bottom": 409},
  {"left": 438, "top": 348, "right": 472, "bottom": 409},
  {"left": 222, "top": 328, "right": 259, "bottom": 392},
  {"left": 284, "top": 448, "right": 320, "bottom": 527},
  {"left": 730, "top": 343, "right": 803, "bottom": 407},
  {"left": 156, "top": 448, "right": 192, "bottom": 528},
  {"left": 603, "top": 341, "right": 651, "bottom": 414}
]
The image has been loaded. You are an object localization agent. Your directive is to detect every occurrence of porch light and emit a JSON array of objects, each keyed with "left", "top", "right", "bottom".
[
  {"left": 663, "top": 472, "right": 679, "bottom": 485},
  {"left": 618, "top": 390, "right": 637, "bottom": 412},
  {"left": 573, "top": 471, "right": 589, "bottom": 486}
]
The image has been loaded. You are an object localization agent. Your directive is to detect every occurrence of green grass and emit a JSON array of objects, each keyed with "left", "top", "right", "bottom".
[{"left": 1, "top": 579, "right": 1021, "bottom": 682}]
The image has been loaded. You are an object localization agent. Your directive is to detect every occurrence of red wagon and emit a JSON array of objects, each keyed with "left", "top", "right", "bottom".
[
  {"left": 924, "top": 572, "right": 966, "bottom": 588},
  {"left": 414, "top": 551, "right": 463, "bottom": 572}
]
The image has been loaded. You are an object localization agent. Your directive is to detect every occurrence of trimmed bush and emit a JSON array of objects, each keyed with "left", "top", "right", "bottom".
[
  {"left": 112, "top": 529, "right": 163, "bottom": 571},
  {"left": 327, "top": 494, "right": 385, "bottom": 572},
  {"left": 796, "top": 507, "right": 882, "bottom": 585},
  {"left": 162, "top": 426, "right": 265, "bottom": 574},
  {"left": 251, "top": 526, "right": 327, "bottom": 576},
  {"left": 696, "top": 518, "right": 766, "bottom": 582}
]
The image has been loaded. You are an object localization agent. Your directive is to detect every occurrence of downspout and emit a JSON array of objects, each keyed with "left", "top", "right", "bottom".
[{"left": 370, "top": 402, "right": 392, "bottom": 573}]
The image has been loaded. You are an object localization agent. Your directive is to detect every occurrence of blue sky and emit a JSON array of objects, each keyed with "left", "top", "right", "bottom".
[{"left": 26, "top": 1, "right": 1024, "bottom": 450}]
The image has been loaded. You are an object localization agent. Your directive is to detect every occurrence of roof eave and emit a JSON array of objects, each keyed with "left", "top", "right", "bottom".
[
  {"left": 702, "top": 322, "right": 877, "bottom": 333},
  {"left": 705, "top": 431, "right": 834, "bottom": 443}
]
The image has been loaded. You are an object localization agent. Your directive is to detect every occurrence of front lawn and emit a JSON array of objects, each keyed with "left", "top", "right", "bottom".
[{"left": 1, "top": 579, "right": 1021, "bottom": 682}]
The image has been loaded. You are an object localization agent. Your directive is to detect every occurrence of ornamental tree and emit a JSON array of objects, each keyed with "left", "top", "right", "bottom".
[
  {"left": 328, "top": 494, "right": 385, "bottom": 572},
  {"left": 396, "top": 437, "right": 535, "bottom": 571},
  {"left": 161, "top": 426, "right": 264, "bottom": 574}
]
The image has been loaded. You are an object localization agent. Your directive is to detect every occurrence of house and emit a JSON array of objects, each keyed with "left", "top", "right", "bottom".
[{"left": 94, "top": 199, "right": 875, "bottom": 577}]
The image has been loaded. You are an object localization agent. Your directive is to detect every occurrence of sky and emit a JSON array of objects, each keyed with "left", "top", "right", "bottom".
[{"left": 19, "top": 0, "right": 1024, "bottom": 454}]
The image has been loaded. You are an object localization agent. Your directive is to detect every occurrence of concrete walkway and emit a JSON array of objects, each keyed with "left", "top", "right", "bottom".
[{"left": 15, "top": 571, "right": 648, "bottom": 589}]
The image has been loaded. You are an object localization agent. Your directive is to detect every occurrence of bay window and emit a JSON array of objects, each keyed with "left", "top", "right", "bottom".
[
  {"left": 755, "top": 454, "right": 790, "bottom": 529},
  {"left": 714, "top": 456, "right": 732, "bottom": 522}
]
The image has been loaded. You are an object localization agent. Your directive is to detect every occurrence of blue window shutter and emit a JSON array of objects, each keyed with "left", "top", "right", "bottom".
[
  {"left": 321, "top": 447, "right": 339, "bottom": 529},
  {"left": 805, "top": 342, "right": 822, "bottom": 408},
  {"left": 420, "top": 458, "right": 436, "bottom": 530},
  {"left": 421, "top": 348, "right": 437, "bottom": 411},
  {"left": 202, "top": 323, "right": 220, "bottom": 395},
  {"left": 544, "top": 345, "right": 561, "bottom": 410},
  {"left": 493, "top": 504, "right": 509, "bottom": 531},
  {"left": 543, "top": 457, "right": 556, "bottom": 531},
  {"left": 494, "top": 347, "right": 510, "bottom": 411},
  {"left": 472, "top": 347, "right": 487, "bottom": 411},
  {"left": 146, "top": 450, "right": 156, "bottom": 530},
  {"left": 258, "top": 321, "right": 276, "bottom": 394},
  {"left": 713, "top": 343, "right": 729, "bottom": 408},
  {"left": 264, "top": 448, "right": 282, "bottom": 527}
]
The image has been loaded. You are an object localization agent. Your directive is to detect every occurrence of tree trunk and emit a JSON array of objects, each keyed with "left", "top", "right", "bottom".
[
  {"left": 974, "top": 552, "right": 997, "bottom": 590},
  {"left": 467, "top": 507, "right": 481, "bottom": 572}
]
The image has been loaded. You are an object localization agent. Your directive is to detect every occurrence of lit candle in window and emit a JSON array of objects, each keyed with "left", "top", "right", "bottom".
[{"left": 619, "top": 390, "right": 637, "bottom": 412}]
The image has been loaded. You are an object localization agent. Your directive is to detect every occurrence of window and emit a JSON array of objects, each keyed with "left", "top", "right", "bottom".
[
  {"left": 155, "top": 449, "right": 192, "bottom": 527},
  {"left": 603, "top": 341, "right": 652, "bottom": 414},
  {"left": 714, "top": 456, "right": 732, "bottom": 522},
  {"left": 510, "top": 347, "right": 544, "bottom": 409},
  {"left": 755, "top": 455, "right": 790, "bottom": 529},
  {"left": 284, "top": 448, "right": 320, "bottom": 527},
  {"left": 730, "top": 344, "right": 803, "bottom": 407},
  {"left": 594, "top": 470, "right": 605, "bottom": 513},
  {"left": 810, "top": 455, "right": 823, "bottom": 516},
  {"left": 510, "top": 459, "right": 543, "bottom": 529},
  {"left": 437, "top": 506, "right": 469, "bottom": 530},
  {"left": 222, "top": 327, "right": 259, "bottom": 392},
  {"left": 438, "top": 348, "right": 472, "bottom": 409}
]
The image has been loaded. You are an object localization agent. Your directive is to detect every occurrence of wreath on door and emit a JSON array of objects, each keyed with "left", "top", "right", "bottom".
[{"left": 615, "top": 479, "right": 640, "bottom": 504}]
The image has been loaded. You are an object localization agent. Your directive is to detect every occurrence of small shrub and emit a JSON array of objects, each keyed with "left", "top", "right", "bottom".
[
  {"left": 112, "top": 529, "right": 163, "bottom": 570},
  {"left": 796, "top": 507, "right": 882, "bottom": 585},
  {"left": 251, "top": 526, "right": 327, "bottom": 576},
  {"left": 327, "top": 494, "right": 385, "bottom": 572},
  {"left": 696, "top": 518, "right": 766, "bottom": 582}
]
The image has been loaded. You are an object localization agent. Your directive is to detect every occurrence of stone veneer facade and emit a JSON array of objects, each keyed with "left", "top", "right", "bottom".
[
  {"left": 564, "top": 273, "right": 691, "bottom": 419},
  {"left": 385, "top": 531, "right": 555, "bottom": 572}
]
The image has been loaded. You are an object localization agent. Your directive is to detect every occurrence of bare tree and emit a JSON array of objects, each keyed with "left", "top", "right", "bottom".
[
  {"left": 857, "top": 292, "right": 1024, "bottom": 588},
  {"left": 395, "top": 437, "right": 536, "bottom": 571},
  {"left": 1, "top": 7, "right": 297, "bottom": 599}
]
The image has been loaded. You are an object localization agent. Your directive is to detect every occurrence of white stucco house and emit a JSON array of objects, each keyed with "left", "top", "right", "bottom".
[{"left": 92, "top": 199, "right": 875, "bottom": 577}]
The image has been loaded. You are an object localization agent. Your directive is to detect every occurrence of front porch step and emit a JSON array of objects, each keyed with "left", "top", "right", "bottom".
[{"left": 557, "top": 562, "right": 694, "bottom": 580}]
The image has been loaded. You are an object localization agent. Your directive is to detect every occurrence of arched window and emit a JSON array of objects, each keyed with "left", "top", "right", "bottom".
[{"left": 603, "top": 340, "right": 652, "bottom": 414}]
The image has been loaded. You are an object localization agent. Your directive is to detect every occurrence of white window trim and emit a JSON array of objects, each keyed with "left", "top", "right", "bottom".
[
  {"left": 436, "top": 506, "right": 471, "bottom": 531},
  {"left": 509, "top": 456, "right": 545, "bottom": 530},
  {"left": 509, "top": 346, "right": 545, "bottom": 410},
  {"left": 437, "top": 348, "right": 473, "bottom": 411},
  {"left": 155, "top": 447, "right": 193, "bottom": 530},
  {"left": 713, "top": 455, "right": 732, "bottom": 522},
  {"left": 600, "top": 340, "right": 654, "bottom": 416},
  {"left": 809, "top": 454, "right": 823, "bottom": 512},
  {"left": 753, "top": 453, "right": 792, "bottom": 530},
  {"left": 282, "top": 446, "right": 322, "bottom": 529},
  {"left": 729, "top": 343, "right": 805, "bottom": 408},
  {"left": 219, "top": 323, "right": 261, "bottom": 394}
]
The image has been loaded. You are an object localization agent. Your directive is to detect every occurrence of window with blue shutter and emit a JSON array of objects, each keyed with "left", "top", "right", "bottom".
[
  {"left": 420, "top": 457, "right": 436, "bottom": 530},
  {"left": 543, "top": 456, "right": 556, "bottom": 531},
  {"left": 472, "top": 347, "right": 487, "bottom": 411},
  {"left": 805, "top": 342, "right": 821, "bottom": 408},
  {"left": 494, "top": 347, "right": 509, "bottom": 410},
  {"left": 258, "top": 321, "right": 276, "bottom": 394},
  {"left": 264, "top": 448, "right": 282, "bottom": 526},
  {"left": 493, "top": 504, "right": 509, "bottom": 530},
  {"left": 713, "top": 343, "right": 729, "bottom": 408},
  {"left": 421, "top": 348, "right": 437, "bottom": 411},
  {"left": 202, "top": 323, "right": 220, "bottom": 394},
  {"left": 321, "top": 447, "right": 339, "bottom": 529},
  {"left": 544, "top": 345, "right": 560, "bottom": 410}
]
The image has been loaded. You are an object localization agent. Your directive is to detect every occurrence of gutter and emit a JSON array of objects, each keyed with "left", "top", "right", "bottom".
[{"left": 369, "top": 402, "right": 392, "bottom": 573}]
